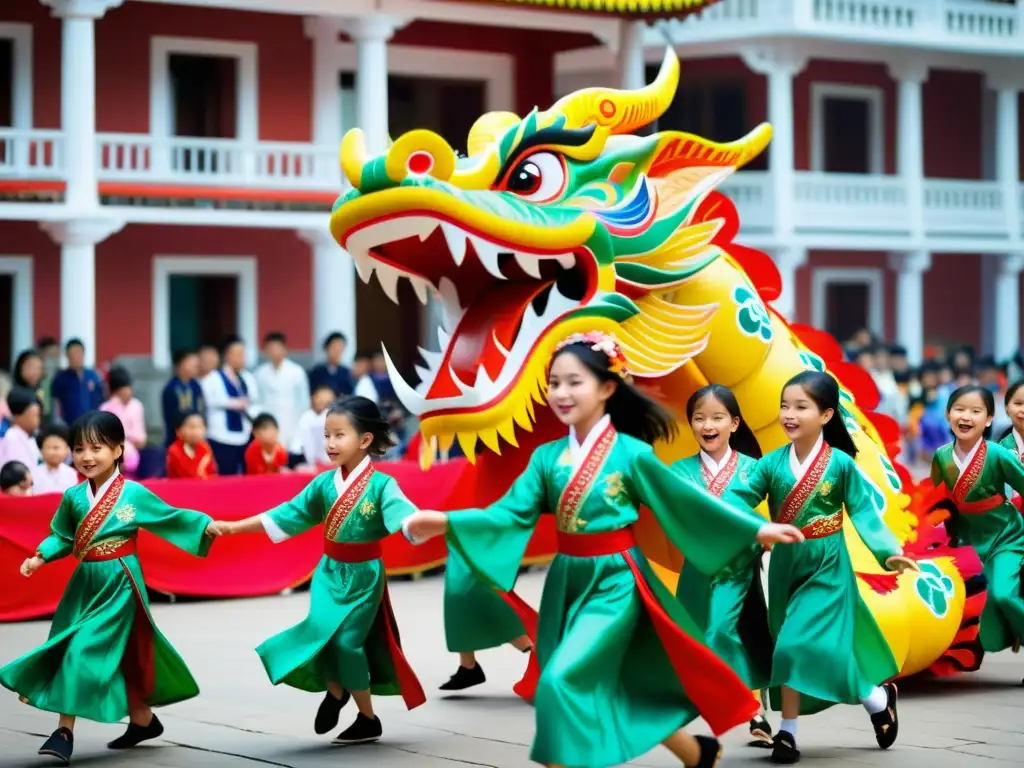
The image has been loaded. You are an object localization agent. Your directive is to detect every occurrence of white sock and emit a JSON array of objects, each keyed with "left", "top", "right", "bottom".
[
  {"left": 779, "top": 718, "right": 798, "bottom": 737},
  {"left": 861, "top": 686, "right": 888, "bottom": 714}
]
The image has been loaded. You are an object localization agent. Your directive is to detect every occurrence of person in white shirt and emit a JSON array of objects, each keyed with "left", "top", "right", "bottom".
[
  {"left": 201, "top": 335, "right": 261, "bottom": 475},
  {"left": 254, "top": 332, "right": 310, "bottom": 456},
  {"left": 290, "top": 383, "right": 336, "bottom": 468},
  {"left": 30, "top": 424, "right": 78, "bottom": 494}
]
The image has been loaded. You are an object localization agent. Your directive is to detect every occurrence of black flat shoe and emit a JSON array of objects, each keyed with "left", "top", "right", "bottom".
[
  {"left": 314, "top": 690, "right": 351, "bottom": 735},
  {"left": 107, "top": 714, "right": 164, "bottom": 749},
  {"left": 693, "top": 735, "right": 722, "bottom": 768},
  {"left": 870, "top": 683, "right": 899, "bottom": 749},
  {"left": 748, "top": 715, "right": 774, "bottom": 747},
  {"left": 332, "top": 713, "right": 382, "bottom": 745},
  {"left": 439, "top": 663, "right": 485, "bottom": 691},
  {"left": 38, "top": 728, "right": 73, "bottom": 765},
  {"left": 770, "top": 730, "right": 800, "bottom": 764}
]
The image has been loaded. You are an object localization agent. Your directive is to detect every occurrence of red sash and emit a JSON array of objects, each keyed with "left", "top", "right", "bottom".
[
  {"left": 323, "top": 540, "right": 383, "bottom": 562},
  {"left": 950, "top": 441, "right": 999, "bottom": 515},
  {"left": 778, "top": 443, "right": 832, "bottom": 527},
  {"left": 82, "top": 536, "right": 137, "bottom": 562},
  {"left": 556, "top": 422, "right": 617, "bottom": 533},
  {"left": 324, "top": 463, "right": 375, "bottom": 541},
  {"left": 700, "top": 451, "right": 739, "bottom": 498},
  {"left": 72, "top": 475, "right": 126, "bottom": 559}
]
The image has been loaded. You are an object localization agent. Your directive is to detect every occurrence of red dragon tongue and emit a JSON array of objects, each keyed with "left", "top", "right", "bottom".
[{"left": 426, "top": 282, "right": 545, "bottom": 400}]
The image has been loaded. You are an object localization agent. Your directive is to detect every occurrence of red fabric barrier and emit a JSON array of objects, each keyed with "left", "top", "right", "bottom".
[{"left": 0, "top": 460, "right": 556, "bottom": 622}]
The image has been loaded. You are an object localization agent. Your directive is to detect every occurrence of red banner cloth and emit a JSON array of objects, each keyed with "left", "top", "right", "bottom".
[{"left": 0, "top": 460, "right": 556, "bottom": 622}]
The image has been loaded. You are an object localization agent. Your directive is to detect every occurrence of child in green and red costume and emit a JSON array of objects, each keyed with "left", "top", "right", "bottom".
[
  {"left": 721, "top": 371, "right": 919, "bottom": 764},
  {"left": 997, "top": 379, "right": 1024, "bottom": 513},
  {"left": 932, "top": 384, "right": 1024, "bottom": 665},
  {"left": 214, "top": 395, "right": 425, "bottom": 745},
  {"left": 404, "top": 332, "right": 803, "bottom": 768},
  {"left": 1, "top": 410, "right": 221, "bottom": 766}
]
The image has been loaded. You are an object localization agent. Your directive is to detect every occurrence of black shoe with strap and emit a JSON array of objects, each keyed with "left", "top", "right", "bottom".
[
  {"left": 870, "top": 682, "right": 899, "bottom": 749},
  {"left": 693, "top": 735, "right": 722, "bottom": 768},
  {"left": 439, "top": 663, "right": 485, "bottom": 691},
  {"left": 314, "top": 690, "right": 351, "bottom": 735},
  {"left": 38, "top": 728, "right": 74, "bottom": 765},
  {"left": 748, "top": 715, "right": 773, "bottom": 748},
  {"left": 332, "top": 713, "right": 383, "bottom": 745},
  {"left": 107, "top": 715, "right": 164, "bottom": 750},
  {"left": 770, "top": 730, "right": 800, "bottom": 764}
]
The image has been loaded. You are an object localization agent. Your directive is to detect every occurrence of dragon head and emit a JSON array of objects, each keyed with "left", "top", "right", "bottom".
[{"left": 329, "top": 49, "right": 770, "bottom": 467}]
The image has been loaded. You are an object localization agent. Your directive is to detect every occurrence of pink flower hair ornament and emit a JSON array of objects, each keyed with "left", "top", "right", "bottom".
[{"left": 553, "top": 332, "right": 633, "bottom": 383}]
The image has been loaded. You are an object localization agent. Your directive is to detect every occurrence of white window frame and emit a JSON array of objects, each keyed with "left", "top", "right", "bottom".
[
  {"left": 811, "top": 266, "right": 885, "bottom": 338},
  {"left": 150, "top": 37, "right": 259, "bottom": 142},
  {"left": 151, "top": 256, "right": 257, "bottom": 370},
  {"left": 0, "top": 256, "right": 33, "bottom": 359},
  {"left": 810, "top": 83, "right": 885, "bottom": 175},
  {"left": 0, "top": 22, "right": 33, "bottom": 129}
]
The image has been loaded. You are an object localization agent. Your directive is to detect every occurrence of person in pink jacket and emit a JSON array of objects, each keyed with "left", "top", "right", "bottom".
[{"left": 99, "top": 367, "right": 147, "bottom": 476}]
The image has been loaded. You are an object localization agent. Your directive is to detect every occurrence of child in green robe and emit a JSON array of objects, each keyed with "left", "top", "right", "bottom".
[
  {"left": 214, "top": 395, "right": 425, "bottom": 745},
  {"left": 672, "top": 384, "right": 773, "bottom": 748},
  {"left": 722, "top": 371, "right": 919, "bottom": 764},
  {"left": 404, "top": 332, "right": 804, "bottom": 768},
  {"left": 1, "top": 410, "right": 220, "bottom": 766},
  {"left": 933, "top": 385, "right": 1024, "bottom": 663},
  {"left": 997, "top": 380, "right": 1024, "bottom": 514}
]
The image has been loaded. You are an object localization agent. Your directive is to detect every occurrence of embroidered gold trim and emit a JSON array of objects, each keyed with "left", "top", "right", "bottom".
[
  {"left": 778, "top": 444, "right": 832, "bottom": 527},
  {"left": 801, "top": 513, "right": 842, "bottom": 539},
  {"left": 72, "top": 475, "right": 126, "bottom": 559},
  {"left": 953, "top": 441, "right": 986, "bottom": 505},
  {"left": 79, "top": 537, "right": 131, "bottom": 560},
  {"left": 324, "top": 465, "right": 375, "bottom": 541},
  {"left": 556, "top": 424, "right": 616, "bottom": 533},
  {"left": 701, "top": 451, "right": 738, "bottom": 498},
  {"left": 359, "top": 499, "right": 377, "bottom": 517}
]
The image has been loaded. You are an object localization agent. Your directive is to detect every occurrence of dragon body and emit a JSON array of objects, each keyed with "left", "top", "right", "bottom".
[{"left": 329, "top": 49, "right": 984, "bottom": 678}]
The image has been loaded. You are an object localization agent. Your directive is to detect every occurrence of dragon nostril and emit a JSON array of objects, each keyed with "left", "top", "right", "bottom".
[{"left": 407, "top": 151, "right": 433, "bottom": 176}]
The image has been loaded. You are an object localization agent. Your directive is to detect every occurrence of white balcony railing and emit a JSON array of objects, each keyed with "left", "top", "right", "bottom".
[
  {"left": 795, "top": 172, "right": 911, "bottom": 232},
  {"left": 0, "top": 128, "right": 64, "bottom": 180}
]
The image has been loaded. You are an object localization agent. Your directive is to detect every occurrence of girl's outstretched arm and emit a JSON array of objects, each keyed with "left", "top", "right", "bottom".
[
  {"left": 842, "top": 456, "right": 914, "bottom": 572},
  {"left": 217, "top": 476, "right": 326, "bottom": 542}
]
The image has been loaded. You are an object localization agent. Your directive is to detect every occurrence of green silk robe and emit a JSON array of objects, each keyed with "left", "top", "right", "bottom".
[
  {"left": 255, "top": 460, "right": 424, "bottom": 705},
  {"left": 931, "top": 440, "right": 1024, "bottom": 652},
  {"left": 443, "top": 546, "right": 525, "bottom": 653},
  {"left": 0, "top": 473, "right": 213, "bottom": 723},
  {"left": 446, "top": 418, "right": 766, "bottom": 768},
  {"left": 723, "top": 439, "right": 902, "bottom": 716},
  {"left": 673, "top": 451, "right": 770, "bottom": 691}
]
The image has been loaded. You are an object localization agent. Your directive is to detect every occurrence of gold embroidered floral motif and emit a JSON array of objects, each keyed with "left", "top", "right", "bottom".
[
  {"left": 702, "top": 452, "right": 738, "bottom": 498},
  {"left": 72, "top": 475, "right": 126, "bottom": 559},
  {"left": 359, "top": 500, "right": 376, "bottom": 517},
  {"left": 818, "top": 480, "right": 833, "bottom": 497},
  {"left": 557, "top": 448, "right": 572, "bottom": 466},
  {"left": 80, "top": 537, "right": 130, "bottom": 560},
  {"left": 115, "top": 504, "right": 136, "bottom": 523},
  {"left": 802, "top": 513, "right": 842, "bottom": 539},
  {"left": 604, "top": 472, "right": 625, "bottom": 501}
]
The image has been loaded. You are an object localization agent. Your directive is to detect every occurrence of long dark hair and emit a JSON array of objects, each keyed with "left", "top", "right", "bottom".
[
  {"left": 12, "top": 349, "right": 43, "bottom": 388},
  {"left": 946, "top": 384, "right": 995, "bottom": 441},
  {"left": 686, "top": 384, "right": 762, "bottom": 459},
  {"left": 69, "top": 410, "right": 126, "bottom": 468},
  {"left": 551, "top": 342, "right": 677, "bottom": 445},
  {"left": 999, "top": 379, "right": 1024, "bottom": 442},
  {"left": 782, "top": 371, "right": 857, "bottom": 458},
  {"left": 327, "top": 395, "right": 396, "bottom": 457}
]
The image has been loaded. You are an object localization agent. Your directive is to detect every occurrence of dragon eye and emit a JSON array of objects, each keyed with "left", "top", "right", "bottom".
[{"left": 504, "top": 151, "right": 565, "bottom": 202}]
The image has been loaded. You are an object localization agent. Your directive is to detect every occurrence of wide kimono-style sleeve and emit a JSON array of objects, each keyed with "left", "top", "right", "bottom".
[
  {"left": 721, "top": 454, "right": 773, "bottom": 511},
  {"left": 930, "top": 453, "right": 945, "bottom": 489},
  {"left": 378, "top": 476, "right": 417, "bottom": 535},
  {"left": 261, "top": 475, "right": 327, "bottom": 542},
  {"left": 632, "top": 449, "right": 765, "bottom": 577},
  {"left": 134, "top": 484, "right": 214, "bottom": 557},
  {"left": 446, "top": 449, "right": 547, "bottom": 592},
  {"left": 993, "top": 442, "right": 1024, "bottom": 497},
  {"left": 842, "top": 457, "right": 903, "bottom": 568},
  {"left": 36, "top": 493, "right": 76, "bottom": 563}
]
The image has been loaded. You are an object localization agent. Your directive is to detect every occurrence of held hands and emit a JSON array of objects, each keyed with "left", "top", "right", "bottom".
[
  {"left": 20, "top": 556, "right": 44, "bottom": 578},
  {"left": 885, "top": 555, "right": 920, "bottom": 574},
  {"left": 404, "top": 511, "right": 449, "bottom": 542},
  {"left": 755, "top": 522, "right": 805, "bottom": 550},
  {"left": 206, "top": 521, "right": 233, "bottom": 537}
]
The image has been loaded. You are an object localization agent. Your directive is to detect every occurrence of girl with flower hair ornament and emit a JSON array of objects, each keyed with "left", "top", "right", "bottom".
[{"left": 404, "top": 333, "right": 804, "bottom": 768}]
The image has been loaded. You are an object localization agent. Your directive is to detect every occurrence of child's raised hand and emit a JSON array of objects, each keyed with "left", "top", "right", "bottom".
[
  {"left": 755, "top": 523, "right": 805, "bottom": 549},
  {"left": 404, "top": 511, "right": 448, "bottom": 542},
  {"left": 20, "top": 556, "right": 44, "bottom": 578},
  {"left": 885, "top": 555, "right": 920, "bottom": 574}
]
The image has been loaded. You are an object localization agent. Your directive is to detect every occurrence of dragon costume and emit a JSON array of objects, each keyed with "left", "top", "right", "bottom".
[{"left": 329, "top": 48, "right": 985, "bottom": 681}]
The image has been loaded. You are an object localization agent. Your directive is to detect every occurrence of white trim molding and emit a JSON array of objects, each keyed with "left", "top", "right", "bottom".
[
  {"left": 0, "top": 22, "right": 33, "bottom": 130},
  {"left": 151, "top": 256, "right": 257, "bottom": 369},
  {"left": 0, "top": 256, "right": 34, "bottom": 359},
  {"left": 810, "top": 83, "right": 885, "bottom": 175},
  {"left": 150, "top": 36, "right": 259, "bottom": 140},
  {"left": 811, "top": 266, "right": 885, "bottom": 338}
]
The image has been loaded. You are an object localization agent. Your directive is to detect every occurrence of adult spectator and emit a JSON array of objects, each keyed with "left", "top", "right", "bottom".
[
  {"left": 254, "top": 332, "right": 310, "bottom": 453},
  {"left": 36, "top": 336, "right": 60, "bottom": 417},
  {"left": 13, "top": 349, "right": 47, "bottom": 419},
  {"left": 201, "top": 335, "right": 260, "bottom": 475},
  {"left": 308, "top": 332, "right": 354, "bottom": 397},
  {"left": 0, "top": 387, "right": 42, "bottom": 469},
  {"left": 161, "top": 349, "right": 205, "bottom": 447},
  {"left": 50, "top": 338, "right": 104, "bottom": 425},
  {"left": 100, "top": 367, "right": 147, "bottom": 477},
  {"left": 198, "top": 343, "right": 220, "bottom": 379},
  {"left": 354, "top": 350, "right": 398, "bottom": 407}
]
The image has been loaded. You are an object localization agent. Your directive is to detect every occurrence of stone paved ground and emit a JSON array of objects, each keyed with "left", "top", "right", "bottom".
[{"left": 2, "top": 569, "right": 1023, "bottom": 768}]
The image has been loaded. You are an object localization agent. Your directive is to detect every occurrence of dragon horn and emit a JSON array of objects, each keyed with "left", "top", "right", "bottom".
[{"left": 539, "top": 47, "right": 680, "bottom": 136}]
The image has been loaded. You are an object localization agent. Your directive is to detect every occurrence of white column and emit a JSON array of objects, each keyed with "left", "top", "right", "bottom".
[
  {"left": 343, "top": 16, "right": 403, "bottom": 156},
  {"left": 299, "top": 228, "right": 357, "bottom": 359},
  {"left": 305, "top": 17, "right": 343, "bottom": 185},
  {"left": 617, "top": 21, "right": 646, "bottom": 91},
  {"left": 888, "top": 250, "right": 932, "bottom": 364},
  {"left": 990, "top": 76, "right": 1022, "bottom": 239},
  {"left": 888, "top": 59, "right": 929, "bottom": 240},
  {"left": 40, "top": 218, "right": 124, "bottom": 367},
  {"left": 741, "top": 48, "right": 806, "bottom": 241},
  {"left": 773, "top": 246, "right": 807, "bottom": 321},
  {"left": 994, "top": 253, "right": 1024, "bottom": 361},
  {"left": 42, "top": 0, "right": 123, "bottom": 211}
]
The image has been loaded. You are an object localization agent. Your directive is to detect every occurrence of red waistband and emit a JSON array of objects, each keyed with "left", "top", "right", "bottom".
[
  {"left": 81, "top": 537, "right": 137, "bottom": 562},
  {"left": 324, "top": 539, "right": 383, "bottom": 562},
  {"left": 556, "top": 528, "right": 636, "bottom": 557},
  {"left": 959, "top": 495, "right": 1005, "bottom": 514},
  {"left": 800, "top": 513, "right": 843, "bottom": 540}
]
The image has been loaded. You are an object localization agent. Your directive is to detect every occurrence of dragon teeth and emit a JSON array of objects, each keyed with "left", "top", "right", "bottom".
[
  {"left": 382, "top": 344, "right": 426, "bottom": 416},
  {"left": 409, "top": 276, "right": 430, "bottom": 304},
  {"left": 555, "top": 253, "right": 575, "bottom": 270},
  {"left": 441, "top": 221, "right": 468, "bottom": 266},
  {"left": 515, "top": 252, "right": 542, "bottom": 279},
  {"left": 468, "top": 234, "right": 506, "bottom": 280},
  {"left": 375, "top": 262, "right": 401, "bottom": 303}
]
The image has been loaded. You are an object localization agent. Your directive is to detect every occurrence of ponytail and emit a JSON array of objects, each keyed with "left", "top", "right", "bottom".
[{"left": 783, "top": 371, "right": 858, "bottom": 458}]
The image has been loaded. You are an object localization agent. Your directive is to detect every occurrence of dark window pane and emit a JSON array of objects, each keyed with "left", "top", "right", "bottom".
[
  {"left": 823, "top": 97, "right": 871, "bottom": 174},
  {"left": 825, "top": 283, "right": 870, "bottom": 341}
]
